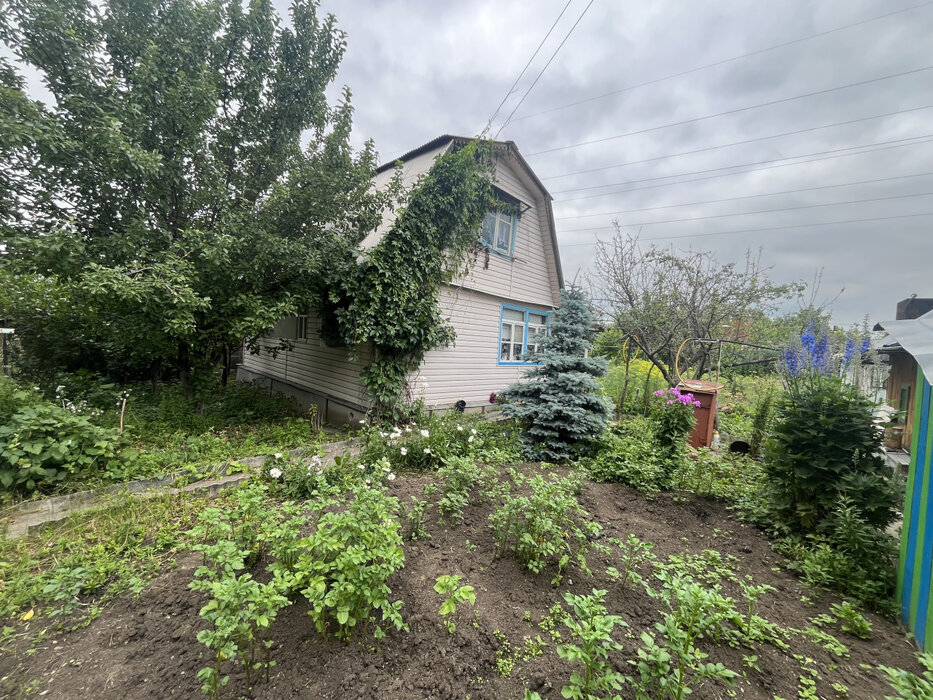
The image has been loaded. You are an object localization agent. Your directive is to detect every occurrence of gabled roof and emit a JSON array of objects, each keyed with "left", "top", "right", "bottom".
[{"left": 373, "top": 135, "right": 563, "bottom": 288}]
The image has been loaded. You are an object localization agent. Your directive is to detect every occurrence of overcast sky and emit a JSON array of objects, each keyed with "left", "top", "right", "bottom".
[{"left": 291, "top": 0, "right": 933, "bottom": 327}]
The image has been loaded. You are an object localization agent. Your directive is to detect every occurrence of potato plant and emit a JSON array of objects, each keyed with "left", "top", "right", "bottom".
[
  {"left": 292, "top": 485, "right": 407, "bottom": 640},
  {"left": 433, "top": 574, "right": 476, "bottom": 633}
]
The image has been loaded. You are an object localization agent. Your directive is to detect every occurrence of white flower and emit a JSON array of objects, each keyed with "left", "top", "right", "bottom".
[
  {"left": 392, "top": 426, "right": 401, "bottom": 434},
  {"left": 390, "top": 432, "right": 401, "bottom": 441},
  {"left": 382, "top": 465, "right": 391, "bottom": 472},
  {"left": 273, "top": 452, "right": 283, "bottom": 460},
  {"left": 310, "top": 455, "right": 323, "bottom": 467},
  {"left": 358, "top": 464, "right": 366, "bottom": 470},
  {"left": 387, "top": 473, "right": 396, "bottom": 481},
  {"left": 456, "top": 425, "right": 463, "bottom": 431},
  {"left": 420, "top": 429, "right": 430, "bottom": 438},
  {"left": 424, "top": 448, "right": 431, "bottom": 455},
  {"left": 404, "top": 427, "right": 412, "bottom": 433},
  {"left": 468, "top": 435, "right": 474, "bottom": 443},
  {"left": 470, "top": 428, "right": 477, "bottom": 435},
  {"left": 400, "top": 447, "right": 408, "bottom": 456},
  {"left": 365, "top": 479, "right": 371, "bottom": 486},
  {"left": 316, "top": 468, "right": 323, "bottom": 475},
  {"left": 269, "top": 467, "right": 282, "bottom": 479},
  {"left": 359, "top": 419, "right": 366, "bottom": 424},
  {"left": 380, "top": 431, "right": 387, "bottom": 438}
]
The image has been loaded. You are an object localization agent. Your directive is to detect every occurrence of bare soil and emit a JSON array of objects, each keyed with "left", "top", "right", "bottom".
[{"left": 0, "top": 470, "right": 921, "bottom": 699}]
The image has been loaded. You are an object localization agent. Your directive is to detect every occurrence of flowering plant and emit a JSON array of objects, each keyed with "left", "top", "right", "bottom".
[{"left": 648, "top": 387, "right": 700, "bottom": 485}]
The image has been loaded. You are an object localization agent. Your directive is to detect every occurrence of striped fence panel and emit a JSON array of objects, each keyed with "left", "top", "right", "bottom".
[{"left": 898, "top": 367, "right": 933, "bottom": 648}]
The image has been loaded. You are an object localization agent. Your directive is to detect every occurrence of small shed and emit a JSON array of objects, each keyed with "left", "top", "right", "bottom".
[
  {"left": 677, "top": 380, "right": 723, "bottom": 449},
  {"left": 878, "top": 310, "right": 933, "bottom": 648}
]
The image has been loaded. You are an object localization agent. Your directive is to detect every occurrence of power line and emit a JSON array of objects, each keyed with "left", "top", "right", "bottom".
[
  {"left": 559, "top": 211, "right": 933, "bottom": 246},
  {"left": 559, "top": 191, "right": 933, "bottom": 233},
  {"left": 554, "top": 171, "right": 933, "bottom": 220},
  {"left": 525, "top": 65, "right": 933, "bottom": 156},
  {"left": 494, "top": 0, "right": 596, "bottom": 138},
  {"left": 553, "top": 134, "right": 933, "bottom": 198},
  {"left": 541, "top": 104, "right": 933, "bottom": 180},
  {"left": 482, "top": 0, "right": 573, "bottom": 136},
  {"left": 507, "top": 0, "right": 933, "bottom": 125}
]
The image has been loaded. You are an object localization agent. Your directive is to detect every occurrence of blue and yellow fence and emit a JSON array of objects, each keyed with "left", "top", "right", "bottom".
[{"left": 898, "top": 367, "right": 933, "bottom": 648}]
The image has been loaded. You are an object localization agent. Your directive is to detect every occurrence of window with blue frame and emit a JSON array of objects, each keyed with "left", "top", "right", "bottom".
[
  {"left": 499, "top": 305, "right": 549, "bottom": 364},
  {"left": 481, "top": 210, "right": 516, "bottom": 256}
]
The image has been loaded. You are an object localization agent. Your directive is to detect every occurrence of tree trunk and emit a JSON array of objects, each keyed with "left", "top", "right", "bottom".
[
  {"left": 177, "top": 343, "right": 193, "bottom": 404},
  {"left": 221, "top": 346, "right": 231, "bottom": 388},
  {"left": 150, "top": 357, "right": 161, "bottom": 394}
]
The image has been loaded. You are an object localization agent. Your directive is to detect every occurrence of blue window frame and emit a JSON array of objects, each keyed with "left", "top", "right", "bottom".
[
  {"left": 481, "top": 210, "right": 517, "bottom": 256},
  {"left": 498, "top": 304, "right": 550, "bottom": 365}
]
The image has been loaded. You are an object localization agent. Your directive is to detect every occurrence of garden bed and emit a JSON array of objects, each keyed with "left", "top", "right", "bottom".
[{"left": 0, "top": 467, "right": 920, "bottom": 699}]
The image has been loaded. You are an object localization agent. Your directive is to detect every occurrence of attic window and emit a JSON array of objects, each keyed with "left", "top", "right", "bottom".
[{"left": 481, "top": 210, "right": 515, "bottom": 256}]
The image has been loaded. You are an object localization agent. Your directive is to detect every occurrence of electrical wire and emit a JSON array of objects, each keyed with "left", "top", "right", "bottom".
[
  {"left": 508, "top": 0, "right": 933, "bottom": 124},
  {"left": 555, "top": 171, "right": 933, "bottom": 220},
  {"left": 525, "top": 65, "right": 933, "bottom": 156},
  {"left": 553, "top": 134, "right": 933, "bottom": 199},
  {"left": 494, "top": 0, "right": 596, "bottom": 138},
  {"left": 558, "top": 211, "right": 933, "bottom": 246},
  {"left": 482, "top": 0, "right": 573, "bottom": 136},
  {"left": 541, "top": 104, "right": 933, "bottom": 180},
  {"left": 558, "top": 190, "right": 933, "bottom": 233}
]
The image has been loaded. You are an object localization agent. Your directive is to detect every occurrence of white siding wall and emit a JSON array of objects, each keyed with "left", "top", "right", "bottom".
[
  {"left": 409, "top": 285, "right": 553, "bottom": 407},
  {"left": 449, "top": 153, "right": 560, "bottom": 308},
  {"left": 240, "top": 311, "right": 371, "bottom": 409}
]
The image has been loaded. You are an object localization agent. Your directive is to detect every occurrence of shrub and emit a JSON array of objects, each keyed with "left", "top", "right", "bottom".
[
  {"left": 0, "top": 399, "right": 130, "bottom": 494},
  {"left": 600, "top": 356, "right": 668, "bottom": 416},
  {"left": 501, "top": 286, "right": 612, "bottom": 462},
  {"left": 489, "top": 468, "right": 600, "bottom": 585},
  {"left": 582, "top": 417, "right": 666, "bottom": 495}
]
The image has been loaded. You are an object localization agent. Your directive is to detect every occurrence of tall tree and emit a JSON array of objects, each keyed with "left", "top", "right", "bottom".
[
  {"left": 501, "top": 286, "right": 612, "bottom": 462},
  {"left": 0, "top": 0, "right": 387, "bottom": 396},
  {"left": 592, "top": 229, "right": 800, "bottom": 385}
]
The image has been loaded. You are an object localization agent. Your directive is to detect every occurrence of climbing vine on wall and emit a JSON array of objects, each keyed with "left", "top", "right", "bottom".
[{"left": 326, "top": 140, "right": 496, "bottom": 419}]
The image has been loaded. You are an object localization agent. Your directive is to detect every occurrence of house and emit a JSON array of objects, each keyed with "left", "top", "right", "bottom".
[
  {"left": 236, "top": 135, "right": 563, "bottom": 424},
  {"left": 876, "top": 309, "right": 933, "bottom": 649},
  {"left": 876, "top": 297, "right": 933, "bottom": 451}
]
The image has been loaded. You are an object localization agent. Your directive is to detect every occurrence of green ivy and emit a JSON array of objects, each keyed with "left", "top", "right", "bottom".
[{"left": 325, "top": 141, "right": 495, "bottom": 419}]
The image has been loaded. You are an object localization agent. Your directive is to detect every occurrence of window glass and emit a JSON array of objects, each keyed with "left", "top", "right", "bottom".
[
  {"left": 481, "top": 213, "right": 496, "bottom": 247},
  {"left": 502, "top": 308, "right": 525, "bottom": 322},
  {"left": 496, "top": 215, "right": 512, "bottom": 252}
]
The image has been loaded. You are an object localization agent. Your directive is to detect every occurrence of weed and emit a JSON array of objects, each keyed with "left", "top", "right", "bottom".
[
  {"left": 606, "top": 534, "right": 655, "bottom": 590},
  {"left": 399, "top": 496, "right": 432, "bottom": 541},
  {"left": 880, "top": 651, "right": 933, "bottom": 698},
  {"left": 829, "top": 601, "right": 872, "bottom": 640}
]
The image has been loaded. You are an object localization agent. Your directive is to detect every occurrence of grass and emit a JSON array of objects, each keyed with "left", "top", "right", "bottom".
[{"left": 0, "top": 490, "right": 209, "bottom": 636}]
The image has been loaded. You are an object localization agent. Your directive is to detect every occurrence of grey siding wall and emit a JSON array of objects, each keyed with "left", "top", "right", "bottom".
[{"left": 240, "top": 311, "right": 371, "bottom": 410}]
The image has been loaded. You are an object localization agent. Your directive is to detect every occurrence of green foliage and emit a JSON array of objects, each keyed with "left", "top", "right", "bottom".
[
  {"left": 829, "top": 601, "right": 872, "bottom": 640},
  {"left": 502, "top": 286, "right": 612, "bottom": 462},
  {"left": 880, "top": 652, "right": 933, "bottom": 699},
  {"left": 674, "top": 448, "right": 766, "bottom": 507},
  {"left": 606, "top": 534, "right": 656, "bottom": 591},
  {"left": 358, "top": 412, "right": 520, "bottom": 472},
  {"left": 634, "top": 571, "right": 740, "bottom": 699},
  {"left": 326, "top": 141, "right": 495, "bottom": 418},
  {"left": 597, "top": 351, "right": 667, "bottom": 416},
  {"left": 748, "top": 386, "right": 775, "bottom": 459},
  {"left": 0, "top": 491, "right": 203, "bottom": 625},
  {"left": 437, "top": 455, "right": 497, "bottom": 525},
  {"left": 581, "top": 417, "right": 666, "bottom": 495},
  {"left": 716, "top": 374, "right": 783, "bottom": 440},
  {"left": 556, "top": 589, "right": 628, "bottom": 699},
  {"left": 764, "top": 377, "right": 898, "bottom": 535},
  {"left": 399, "top": 494, "right": 432, "bottom": 541},
  {"left": 291, "top": 485, "right": 406, "bottom": 640},
  {"left": 489, "top": 468, "right": 600, "bottom": 585},
  {"left": 0, "top": 388, "right": 130, "bottom": 494},
  {"left": 648, "top": 387, "right": 699, "bottom": 486},
  {"left": 1, "top": 0, "right": 384, "bottom": 395},
  {"left": 433, "top": 574, "right": 476, "bottom": 634}
]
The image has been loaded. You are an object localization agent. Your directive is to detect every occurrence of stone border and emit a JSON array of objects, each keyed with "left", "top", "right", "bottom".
[{"left": 0, "top": 437, "right": 362, "bottom": 539}]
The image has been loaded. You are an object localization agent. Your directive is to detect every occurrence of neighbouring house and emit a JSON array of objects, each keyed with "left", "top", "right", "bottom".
[
  {"left": 876, "top": 309, "right": 933, "bottom": 649},
  {"left": 237, "top": 135, "right": 563, "bottom": 424},
  {"left": 876, "top": 297, "right": 933, "bottom": 452}
]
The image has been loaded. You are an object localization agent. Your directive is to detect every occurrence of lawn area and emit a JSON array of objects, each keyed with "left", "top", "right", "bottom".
[{"left": 0, "top": 411, "right": 926, "bottom": 700}]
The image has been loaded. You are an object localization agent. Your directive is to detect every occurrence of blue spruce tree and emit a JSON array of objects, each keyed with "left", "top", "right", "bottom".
[{"left": 501, "top": 286, "right": 612, "bottom": 461}]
